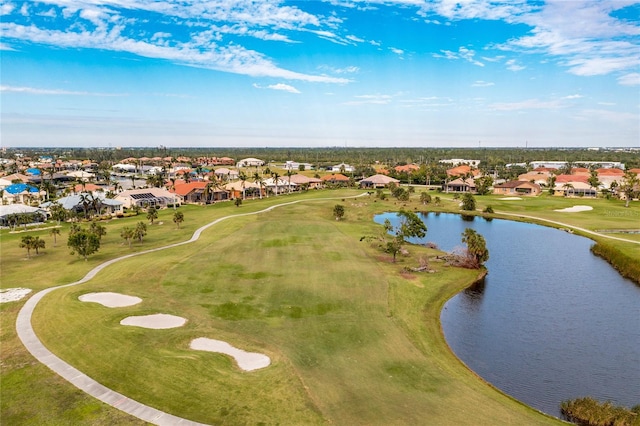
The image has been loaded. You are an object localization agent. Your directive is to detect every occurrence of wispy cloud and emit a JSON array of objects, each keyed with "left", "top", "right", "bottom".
[
  {"left": 490, "top": 98, "right": 567, "bottom": 111},
  {"left": 434, "top": 46, "right": 484, "bottom": 67},
  {"left": 617, "top": 72, "right": 640, "bottom": 86},
  {"left": 343, "top": 94, "right": 393, "bottom": 105},
  {"left": 389, "top": 47, "right": 404, "bottom": 57},
  {"left": 0, "top": 85, "right": 127, "bottom": 97},
  {"left": 253, "top": 83, "right": 301, "bottom": 94},
  {"left": 472, "top": 80, "right": 494, "bottom": 87},
  {"left": 505, "top": 59, "right": 525, "bottom": 71},
  {"left": 0, "top": 42, "right": 16, "bottom": 51}
]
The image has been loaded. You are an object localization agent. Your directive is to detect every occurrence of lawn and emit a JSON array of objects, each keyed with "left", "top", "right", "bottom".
[{"left": 2, "top": 188, "right": 638, "bottom": 425}]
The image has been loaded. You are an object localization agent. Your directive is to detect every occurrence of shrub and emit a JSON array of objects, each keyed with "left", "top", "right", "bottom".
[{"left": 483, "top": 206, "right": 494, "bottom": 214}]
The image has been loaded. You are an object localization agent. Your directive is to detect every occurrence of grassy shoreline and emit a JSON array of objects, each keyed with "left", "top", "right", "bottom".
[{"left": 2, "top": 189, "right": 637, "bottom": 424}]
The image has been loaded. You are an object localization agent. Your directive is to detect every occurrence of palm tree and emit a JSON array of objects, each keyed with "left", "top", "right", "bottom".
[
  {"left": 286, "top": 170, "right": 294, "bottom": 193},
  {"left": 173, "top": 211, "right": 184, "bottom": 229},
  {"left": 146, "top": 206, "right": 158, "bottom": 224},
  {"left": 272, "top": 171, "right": 280, "bottom": 196},
  {"left": 20, "top": 236, "right": 34, "bottom": 259},
  {"left": 253, "top": 172, "right": 264, "bottom": 199},
  {"left": 239, "top": 172, "right": 248, "bottom": 200},
  {"left": 562, "top": 183, "right": 574, "bottom": 197},
  {"left": 32, "top": 236, "right": 45, "bottom": 255},
  {"left": 50, "top": 227, "right": 61, "bottom": 246},
  {"left": 121, "top": 227, "right": 134, "bottom": 248}
]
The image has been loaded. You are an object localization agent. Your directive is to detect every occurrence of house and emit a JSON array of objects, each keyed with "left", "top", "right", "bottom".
[
  {"left": 171, "top": 182, "right": 228, "bottom": 204},
  {"left": 288, "top": 174, "right": 323, "bottom": 189},
  {"left": 0, "top": 173, "right": 32, "bottom": 188},
  {"left": 41, "top": 193, "right": 124, "bottom": 216},
  {"left": 283, "top": 161, "right": 313, "bottom": 171},
  {"left": 263, "top": 177, "right": 295, "bottom": 194},
  {"left": 446, "top": 165, "right": 482, "bottom": 178},
  {"left": 393, "top": 164, "right": 420, "bottom": 173},
  {"left": 213, "top": 167, "right": 239, "bottom": 181},
  {"left": 321, "top": 173, "right": 350, "bottom": 185},
  {"left": 223, "top": 180, "right": 263, "bottom": 199},
  {"left": 66, "top": 170, "right": 96, "bottom": 181},
  {"left": 553, "top": 181, "right": 597, "bottom": 197},
  {"left": 517, "top": 172, "right": 550, "bottom": 186},
  {"left": 444, "top": 177, "right": 476, "bottom": 193},
  {"left": 2, "top": 183, "right": 47, "bottom": 205},
  {"left": 236, "top": 158, "right": 265, "bottom": 168},
  {"left": 493, "top": 181, "right": 541, "bottom": 196},
  {"left": 116, "top": 188, "right": 180, "bottom": 209},
  {"left": 359, "top": 174, "right": 400, "bottom": 189},
  {"left": 439, "top": 159, "right": 481, "bottom": 167},
  {"left": 0, "top": 204, "right": 47, "bottom": 227},
  {"left": 330, "top": 163, "right": 355, "bottom": 173}
]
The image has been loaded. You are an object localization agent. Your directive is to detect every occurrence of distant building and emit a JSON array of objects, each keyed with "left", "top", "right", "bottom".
[
  {"left": 439, "top": 159, "right": 481, "bottom": 167},
  {"left": 236, "top": 158, "right": 265, "bottom": 167},
  {"left": 330, "top": 163, "right": 355, "bottom": 173},
  {"left": 493, "top": 181, "right": 541, "bottom": 197}
]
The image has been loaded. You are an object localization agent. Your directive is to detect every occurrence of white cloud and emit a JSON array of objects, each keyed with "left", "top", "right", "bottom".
[
  {"left": 389, "top": 47, "right": 404, "bottom": 56},
  {"left": 498, "top": 1, "right": 640, "bottom": 77},
  {"left": 506, "top": 59, "right": 525, "bottom": 71},
  {"left": 618, "top": 72, "right": 640, "bottom": 86},
  {"left": 490, "top": 98, "right": 566, "bottom": 111},
  {"left": 343, "top": 94, "right": 393, "bottom": 105},
  {"left": 472, "top": 80, "right": 494, "bottom": 87},
  {"left": 0, "top": 85, "right": 127, "bottom": 96},
  {"left": 346, "top": 34, "right": 364, "bottom": 43},
  {"left": 434, "top": 46, "right": 484, "bottom": 66},
  {"left": 563, "top": 94, "right": 583, "bottom": 99},
  {"left": 268, "top": 83, "right": 301, "bottom": 94},
  {"left": 0, "top": 42, "right": 16, "bottom": 51}
]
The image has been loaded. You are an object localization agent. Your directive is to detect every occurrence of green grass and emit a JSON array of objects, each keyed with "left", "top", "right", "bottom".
[{"left": 2, "top": 189, "right": 638, "bottom": 425}]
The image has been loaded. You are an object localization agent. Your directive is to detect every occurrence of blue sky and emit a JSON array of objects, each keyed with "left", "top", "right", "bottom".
[{"left": 1, "top": 0, "right": 639, "bottom": 148}]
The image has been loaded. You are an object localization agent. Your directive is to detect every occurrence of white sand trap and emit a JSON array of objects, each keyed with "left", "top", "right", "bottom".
[
  {"left": 0, "top": 288, "right": 32, "bottom": 303},
  {"left": 190, "top": 337, "right": 271, "bottom": 371},
  {"left": 501, "top": 197, "right": 522, "bottom": 200},
  {"left": 79, "top": 292, "right": 142, "bottom": 308},
  {"left": 554, "top": 205, "right": 593, "bottom": 213},
  {"left": 120, "top": 314, "right": 187, "bottom": 329}
]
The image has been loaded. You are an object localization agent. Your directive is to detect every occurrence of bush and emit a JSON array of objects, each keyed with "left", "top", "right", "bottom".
[
  {"left": 483, "top": 206, "right": 494, "bottom": 214},
  {"left": 561, "top": 397, "right": 639, "bottom": 426}
]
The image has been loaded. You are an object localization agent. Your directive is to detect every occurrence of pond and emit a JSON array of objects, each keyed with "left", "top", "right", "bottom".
[{"left": 374, "top": 212, "right": 640, "bottom": 417}]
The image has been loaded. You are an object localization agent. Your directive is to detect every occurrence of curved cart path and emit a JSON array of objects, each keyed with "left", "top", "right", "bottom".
[{"left": 16, "top": 194, "right": 367, "bottom": 426}]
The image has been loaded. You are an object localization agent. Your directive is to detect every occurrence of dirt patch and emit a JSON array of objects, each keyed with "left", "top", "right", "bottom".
[{"left": 399, "top": 271, "right": 417, "bottom": 280}]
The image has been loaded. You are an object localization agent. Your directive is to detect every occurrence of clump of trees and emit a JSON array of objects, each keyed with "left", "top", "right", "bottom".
[
  {"left": 363, "top": 210, "right": 427, "bottom": 262},
  {"left": 19, "top": 235, "right": 45, "bottom": 259},
  {"left": 461, "top": 193, "right": 476, "bottom": 211},
  {"left": 561, "top": 397, "right": 640, "bottom": 426},
  {"left": 67, "top": 226, "right": 101, "bottom": 261},
  {"left": 445, "top": 228, "right": 489, "bottom": 269}
]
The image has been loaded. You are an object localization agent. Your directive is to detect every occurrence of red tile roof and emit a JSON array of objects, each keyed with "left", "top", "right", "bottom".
[
  {"left": 171, "top": 182, "right": 207, "bottom": 196},
  {"left": 321, "top": 173, "right": 350, "bottom": 181}
]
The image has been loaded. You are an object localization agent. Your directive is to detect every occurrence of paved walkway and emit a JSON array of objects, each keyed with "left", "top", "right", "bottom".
[{"left": 16, "top": 194, "right": 367, "bottom": 426}]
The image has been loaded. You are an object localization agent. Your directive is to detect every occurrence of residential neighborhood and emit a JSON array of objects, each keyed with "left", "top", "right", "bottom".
[{"left": 1, "top": 149, "right": 639, "bottom": 229}]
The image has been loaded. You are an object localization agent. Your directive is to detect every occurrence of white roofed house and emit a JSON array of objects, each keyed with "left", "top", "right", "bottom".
[
  {"left": 236, "top": 158, "right": 265, "bottom": 168},
  {"left": 263, "top": 177, "right": 295, "bottom": 194},
  {"left": 331, "top": 163, "right": 355, "bottom": 173},
  {"left": 214, "top": 167, "right": 239, "bottom": 181},
  {"left": 41, "top": 193, "right": 124, "bottom": 218},
  {"left": 115, "top": 188, "right": 180, "bottom": 209}
]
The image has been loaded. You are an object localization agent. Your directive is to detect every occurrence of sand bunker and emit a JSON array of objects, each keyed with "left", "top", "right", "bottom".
[
  {"left": 79, "top": 292, "right": 142, "bottom": 308},
  {"left": 501, "top": 197, "right": 523, "bottom": 200},
  {"left": 120, "top": 314, "right": 187, "bottom": 329},
  {"left": 190, "top": 337, "right": 271, "bottom": 371},
  {"left": 0, "top": 288, "right": 32, "bottom": 303},
  {"left": 554, "top": 205, "right": 593, "bottom": 213}
]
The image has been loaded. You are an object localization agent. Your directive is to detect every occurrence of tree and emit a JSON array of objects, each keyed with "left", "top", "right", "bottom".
[
  {"left": 587, "top": 170, "right": 601, "bottom": 191},
  {"left": 68, "top": 229, "right": 100, "bottom": 260},
  {"left": 146, "top": 206, "right": 158, "bottom": 224},
  {"left": 20, "top": 236, "right": 35, "bottom": 259},
  {"left": 50, "top": 227, "right": 61, "bottom": 246},
  {"left": 620, "top": 171, "right": 639, "bottom": 208},
  {"left": 475, "top": 176, "right": 493, "bottom": 195},
  {"left": 461, "top": 193, "right": 476, "bottom": 211},
  {"left": 253, "top": 172, "right": 264, "bottom": 199},
  {"left": 89, "top": 221, "right": 107, "bottom": 240},
  {"left": 434, "top": 196, "right": 441, "bottom": 206},
  {"left": 173, "top": 211, "right": 184, "bottom": 229},
  {"left": 333, "top": 204, "right": 345, "bottom": 221},
  {"left": 133, "top": 221, "right": 147, "bottom": 243},
  {"left": 234, "top": 197, "right": 242, "bottom": 207},
  {"left": 420, "top": 192, "right": 432, "bottom": 204},
  {"left": 121, "top": 226, "right": 134, "bottom": 248},
  {"left": 32, "top": 236, "right": 45, "bottom": 254},
  {"left": 376, "top": 210, "right": 427, "bottom": 262},
  {"left": 461, "top": 228, "right": 489, "bottom": 267}
]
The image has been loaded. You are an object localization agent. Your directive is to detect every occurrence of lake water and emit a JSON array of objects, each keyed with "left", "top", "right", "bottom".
[{"left": 375, "top": 212, "right": 640, "bottom": 417}]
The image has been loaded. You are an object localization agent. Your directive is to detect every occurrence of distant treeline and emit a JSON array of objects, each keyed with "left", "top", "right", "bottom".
[{"left": 5, "top": 147, "right": 640, "bottom": 169}]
